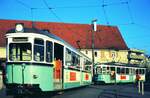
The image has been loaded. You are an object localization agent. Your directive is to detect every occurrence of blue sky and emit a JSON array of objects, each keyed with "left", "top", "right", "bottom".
[{"left": 0, "top": 0, "right": 150, "bottom": 54}]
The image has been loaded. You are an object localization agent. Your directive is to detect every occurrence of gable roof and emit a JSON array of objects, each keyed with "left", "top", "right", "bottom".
[{"left": 0, "top": 19, "right": 128, "bottom": 50}]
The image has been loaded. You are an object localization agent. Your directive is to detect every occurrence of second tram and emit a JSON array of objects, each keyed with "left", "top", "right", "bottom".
[{"left": 93, "top": 63, "right": 146, "bottom": 84}]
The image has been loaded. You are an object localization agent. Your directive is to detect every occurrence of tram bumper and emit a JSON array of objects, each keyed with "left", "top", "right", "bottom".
[{"left": 6, "top": 83, "right": 41, "bottom": 95}]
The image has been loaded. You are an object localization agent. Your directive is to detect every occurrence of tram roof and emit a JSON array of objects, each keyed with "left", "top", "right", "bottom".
[
  {"left": 6, "top": 27, "right": 67, "bottom": 44},
  {"left": 95, "top": 62, "right": 146, "bottom": 68}
]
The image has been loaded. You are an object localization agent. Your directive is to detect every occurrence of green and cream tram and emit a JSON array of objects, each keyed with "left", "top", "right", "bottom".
[
  {"left": 93, "top": 63, "right": 146, "bottom": 84},
  {"left": 5, "top": 23, "right": 92, "bottom": 97}
]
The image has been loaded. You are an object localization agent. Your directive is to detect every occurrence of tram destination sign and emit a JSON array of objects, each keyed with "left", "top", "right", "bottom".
[{"left": 13, "top": 37, "right": 28, "bottom": 42}]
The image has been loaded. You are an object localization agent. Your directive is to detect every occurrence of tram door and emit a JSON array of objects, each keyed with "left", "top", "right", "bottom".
[
  {"left": 110, "top": 67, "right": 115, "bottom": 81},
  {"left": 54, "top": 43, "right": 64, "bottom": 90}
]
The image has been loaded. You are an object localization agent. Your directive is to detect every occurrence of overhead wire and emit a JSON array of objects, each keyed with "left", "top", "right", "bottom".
[
  {"left": 102, "top": 1, "right": 129, "bottom": 7},
  {"left": 111, "top": 22, "right": 134, "bottom": 26},
  {"left": 125, "top": 1, "right": 134, "bottom": 24},
  {"left": 100, "top": 0, "right": 144, "bottom": 51},
  {"left": 50, "top": 5, "right": 100, "bottom": 9},
  {"left": 14, "top": 0, "right": 37, "bottom": 27},
  {"left": 134, "top": 23, "right": 150, "bottom": 30},
  {"left": 98, "top": 0, "right": 130, "bottom": 50},
  {"left": 21, "top": 5, "right": 102, "bottom": 10},
  {"left": 42, "top": 0, "right": 85, "bottom": 48},
  {"left": 14, "top": 0, "right": 31, "bottom": 9},
  {"left": 101, "top": 0, "right": 134, "bottom": 26},
  {"left": 14, "top": 0, "right": 150, "bottom": 52},
  {"left": 14, "top": 0, "right": 145, "bottom": 30},
  {"left": 102, "top": 4, "right": 110, "bottom": 25},
  {"left": 42, "top": 0, "right": 62, "bottom": 21},
  {"left": 15, "top": 0, "right": 89, "bottom": 48}
]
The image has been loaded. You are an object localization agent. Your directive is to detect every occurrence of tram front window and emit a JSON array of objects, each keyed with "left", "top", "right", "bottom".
[{"left": 9, "top": 43, "right": 32, "bottom": 61}]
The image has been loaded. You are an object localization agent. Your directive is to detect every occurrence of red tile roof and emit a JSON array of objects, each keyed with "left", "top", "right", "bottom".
[{"left": 0, "top": 19, "right": 128, "bottom": 50}]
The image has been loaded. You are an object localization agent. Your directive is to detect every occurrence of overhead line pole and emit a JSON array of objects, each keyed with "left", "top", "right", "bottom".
[{"left": 91, "top": 19, "right": 97, "bottom": 77}]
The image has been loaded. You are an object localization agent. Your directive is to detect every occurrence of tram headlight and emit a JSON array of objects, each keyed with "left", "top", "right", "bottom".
[{"left": 15, "top": 23, "right": 24, "bottom": 32}]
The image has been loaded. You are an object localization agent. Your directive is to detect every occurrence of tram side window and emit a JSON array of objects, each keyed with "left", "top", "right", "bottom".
[
  {"left": 65, "top": 48, "right": 72, "bottom": 66},
  {"left": 117, "top": 68, "right": 120, "bottom": 74},
  {"left": 132, "top": 69, "right": 136, "bottom": 74},
  {"left": 141, "top": 69, "right": 145, "bottom": 74},
  {"left": 129, "top": 68, "right": 132, "bottom": 75},
  {"left": 136, "top": 69, "right": 139, "bottom": 74},
  {"left": 107, "top": 67, "right": 110, "bottom": 74},
  {"left": 102, "top": 67, "right": 107, "bottom": 74},
  {"left": 96, "top": 67, "right": 102, "bottom": 74},
  {"left": 46, "top": 41, "right": 53, "bottom": 62},
  {"left": 9, "top": 43, "right": 32, "bottom": 61},
  {"left": 140, "top": 69, "right": 143, "bottom": 74},
  {"left": 77, "top": 56, "right": 80, "bottom": 66},
  {"left": 144, "top": 69, "right": 146, "bottom": 74},
  {"left": 142, "top": 69, "right": 145, "bottom": 74},
  {"left": 72, "top": 53, "right": 76, "bottom": 66},
  {"left": 34, "top": 38, "right": 44, "bottom": 61},
  {"left": 110, "top": 67, "right": 115, "bottom": 74},
  {"left": 139, "top": 69, "right": 142, "bottom": 74},
  {"left": 120, "top": 68, "right": 125, "bottom": 74},
  {"left": 84, "top": 59, "right": 92, "bottom": 71},
  {"left": 72, "top": 52, "right": 79, "bottom": 66},
  {"left": 85, "top": 66, "right": 91, "bottom": 72},
  {"left": 126, "top": 68, "right": 129, "bottom": 75},
  {"left": 139, "top": 69, "right": 145, "bottom": 74},
  {"left": 110, "top": 67, "right": 115, "bottom": 71}
]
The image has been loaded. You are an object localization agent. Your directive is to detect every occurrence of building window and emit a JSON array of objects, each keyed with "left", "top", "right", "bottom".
[
  {"left": 112, "top": 52, "right": 116, "bottom": 58},
  {"left": 86, "top": 50, "right": 88, "bottom": 54},
  {"left": 109, "top": 51, "right": 116, "bottom": 59},
  {"left": 101, "top": 51, "right": 105, "bottom": 58},
  {"left": 95, "top": 51, "right": 97, "bottom": 57}
]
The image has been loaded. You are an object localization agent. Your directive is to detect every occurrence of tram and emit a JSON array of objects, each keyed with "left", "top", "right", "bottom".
[
  {"left": 5, "top": 23, "right": 92, "bottom": 97},
  {"left": 93, "top": 63, "right": 146, "bottom": 84}
]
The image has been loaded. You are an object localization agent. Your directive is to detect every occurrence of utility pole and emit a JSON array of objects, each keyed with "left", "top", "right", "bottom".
[
  {"left": 91, "top": 19, "right": 97, "bottom": 77},
  {"left": 31, "top": 8, "right": 36, "bottom": 28}
]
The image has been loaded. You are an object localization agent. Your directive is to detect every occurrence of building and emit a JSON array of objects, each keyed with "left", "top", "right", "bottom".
[
  {"left": 128, "top": 49, "right": 146, "bottom": 65},
  {"left": 0, "top": 19, "right": 144, "bottom": 66},
  {"left": 80, "top": 49, "right": 128, "bottom": 64}
]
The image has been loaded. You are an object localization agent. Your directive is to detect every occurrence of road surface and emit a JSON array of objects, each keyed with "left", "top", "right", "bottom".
[{"left": 1, "top": 84, "right": 150, "bottom": 98}]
